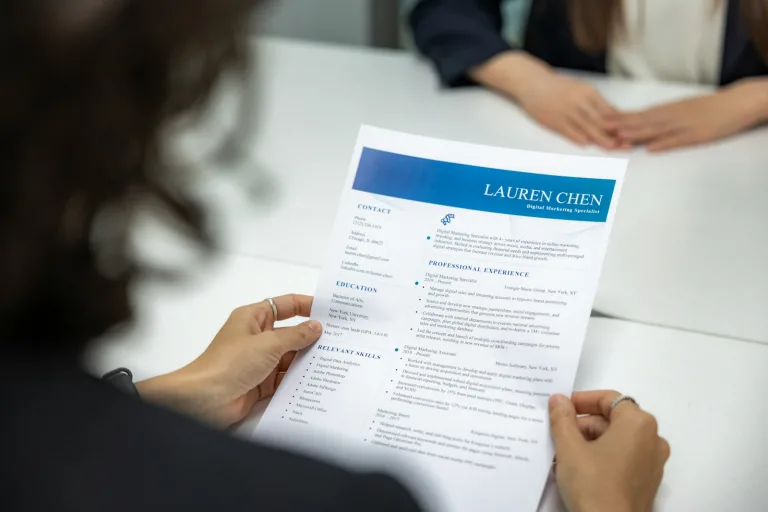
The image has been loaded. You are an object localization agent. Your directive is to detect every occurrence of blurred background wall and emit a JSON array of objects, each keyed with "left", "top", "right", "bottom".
[
  {"left": 258, "top": 0, "right": 402, "bottom": 48},
  {"left": 257, "top": 1, "right": 531, "bottom": 49}
]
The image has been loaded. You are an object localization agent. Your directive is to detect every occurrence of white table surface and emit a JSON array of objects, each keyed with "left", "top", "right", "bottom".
[
  {"left": 87, "top": 255, "right": 768, "bottom": 512},
  {"left": 172, "top": 37, "right": 768, "bottom": 344}
]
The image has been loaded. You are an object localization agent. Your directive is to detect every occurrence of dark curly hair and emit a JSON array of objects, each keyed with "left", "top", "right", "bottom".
[{"left": 0, "top": 0, "right": 263, "bottom": 352}]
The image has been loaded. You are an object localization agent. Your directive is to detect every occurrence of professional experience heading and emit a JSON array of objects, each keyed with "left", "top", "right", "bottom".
[{"left": 428, "top": 260, "right": 530, "bottom": 277}]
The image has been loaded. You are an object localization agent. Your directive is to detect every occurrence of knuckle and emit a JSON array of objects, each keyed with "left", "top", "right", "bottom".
[
  {"left": 550, "top": 407, "right": 567, "bottom": 423},
  {"left": 549, "top": 404, "right": 573, "bottom": 426},
  {"left": 638, "top": 412, "right": 659, "bottom": 433},
  {"left": 288, "top": 293, "right": 300, "bottom": 311},
  {"left": 659, "top": 437, "right": 671, "bottom": 460},
  {"left": 297, "top": 324, "right": 312, "bottom": 341},
  {"left": 229, "top": 306, "right": 247, "bottom": 320},
  {"left": 240, "top": 304, "right": 259, "bottom": 315}
]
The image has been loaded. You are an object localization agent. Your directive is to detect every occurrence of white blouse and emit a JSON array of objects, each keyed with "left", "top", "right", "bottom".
[
  {"left": 501, "top": 0, "right": 728, "bottom": 85},
  {"left": 607, "top": 0, "right": 727, "bottom": 84}
]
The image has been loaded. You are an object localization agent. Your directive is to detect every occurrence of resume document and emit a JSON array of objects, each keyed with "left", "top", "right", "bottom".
[{"left": 255, "top": 127, "right": 627, "bottom": 511}]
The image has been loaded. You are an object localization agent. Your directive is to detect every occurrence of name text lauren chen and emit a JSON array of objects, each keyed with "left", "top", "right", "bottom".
[{"left": 483, "top": 184, "right": 603, "bottom": 207}]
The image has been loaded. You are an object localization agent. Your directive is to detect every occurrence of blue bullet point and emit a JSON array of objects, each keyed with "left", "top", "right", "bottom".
[
  {"left": 395, "top": 348, "right": 399, "bottom": 352},
  {"left": 415, "top": 281, "right": 419, "bottom": 286},
  {"left": 427, "top": 236, "right": 431, "bottom": 240}
]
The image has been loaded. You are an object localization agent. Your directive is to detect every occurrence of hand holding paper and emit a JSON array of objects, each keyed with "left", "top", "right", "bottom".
[
  {"left": 550, "top": 392, "right": 670, "bottom": 512},
  {"left": 256, "top": 126, "right": 628, "bottom": 512}
]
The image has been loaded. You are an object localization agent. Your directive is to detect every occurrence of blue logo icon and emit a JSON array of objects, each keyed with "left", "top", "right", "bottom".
[{"left": 440, "top": 213, "right": 455, "bottom": 226}]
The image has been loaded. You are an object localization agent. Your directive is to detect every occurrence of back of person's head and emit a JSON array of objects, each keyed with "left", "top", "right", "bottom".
[{"left": 0, "top": 0, "right": 263, "bottom": 352}]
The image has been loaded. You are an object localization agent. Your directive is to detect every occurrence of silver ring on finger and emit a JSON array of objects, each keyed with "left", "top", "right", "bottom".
[
  {"left": 610, "top": 394, "right": 639, "bottom": 414},
  {"left": 265, "top": 297, "right": 278, "bottom": 322}
]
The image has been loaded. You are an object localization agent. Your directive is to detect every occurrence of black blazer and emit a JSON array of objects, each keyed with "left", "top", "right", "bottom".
[
  {"left": 410, "top": 0, "right": 768, "bottom": 87},
  {"left": 3, "top": 354, "right": 423, "bottom": 511}
]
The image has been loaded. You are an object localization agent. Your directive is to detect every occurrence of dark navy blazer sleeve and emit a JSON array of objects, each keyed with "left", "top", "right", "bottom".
[{"left": 409, "top": 0, "right": 512, "bottom": 87}]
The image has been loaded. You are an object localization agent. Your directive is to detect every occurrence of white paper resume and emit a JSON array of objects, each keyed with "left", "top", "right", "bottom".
[{"left": 255, "top": 126, "right": 627, "bottom": 511}]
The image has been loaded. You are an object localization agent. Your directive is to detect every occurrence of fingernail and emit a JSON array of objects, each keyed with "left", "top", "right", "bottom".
[{"left": 307, "top": 321, "right": 322, "bottom": 334}]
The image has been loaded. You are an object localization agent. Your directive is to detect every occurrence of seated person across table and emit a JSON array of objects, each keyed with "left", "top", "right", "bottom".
[{"left": 410, "top": 0, "right": 768, "bottom": 151}]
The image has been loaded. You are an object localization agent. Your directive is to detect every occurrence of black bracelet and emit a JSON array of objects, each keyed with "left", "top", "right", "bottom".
[{"left": 102, "top": 368, "right": 140, "bottom": 397}]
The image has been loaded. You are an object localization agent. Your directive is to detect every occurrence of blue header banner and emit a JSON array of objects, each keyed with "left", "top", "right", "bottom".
[{"left": 352, "top": 148, "right": 617, "bottom": 223}]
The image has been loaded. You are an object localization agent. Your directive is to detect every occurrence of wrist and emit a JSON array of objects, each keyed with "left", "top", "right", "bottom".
[
  {"left": 573, "top": 501, "right": 634, "bottom": 512},
  {"left": 569, "top": 490, "right": 636, "bottom": 512},
  {"left": 727, "top": 78, "right": 768, "bottom": 126},
  {"left": 469, "top": 50, "right": 552, "bottom": 101},
  {"left": 136, "top": 367, "right": 219, "bottom": 421}
]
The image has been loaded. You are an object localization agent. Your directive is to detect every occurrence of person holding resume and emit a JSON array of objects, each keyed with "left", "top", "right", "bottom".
[
  {"left": 410, "top": 0, "right": 768, "bottom": 151},
  {"left": 2, "top": 1, "right": 668, "bottom": 511}
]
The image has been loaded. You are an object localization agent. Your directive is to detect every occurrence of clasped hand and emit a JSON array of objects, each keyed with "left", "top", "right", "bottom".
[{"left": 514, "top": 65, "right": 766, "bottom": 151}]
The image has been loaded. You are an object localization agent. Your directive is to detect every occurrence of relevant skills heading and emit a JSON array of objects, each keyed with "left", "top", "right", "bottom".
[{"left": 483, "top": 184, "right": 604, "bottom": 207}]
